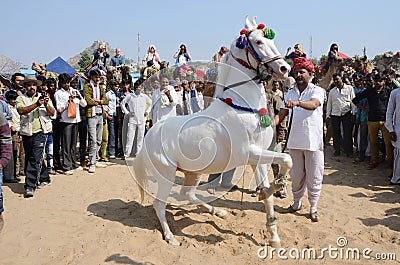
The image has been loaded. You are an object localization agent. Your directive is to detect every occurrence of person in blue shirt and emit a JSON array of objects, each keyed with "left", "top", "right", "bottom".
[{"left": 110, "top": 48, "right": 125, "bottom": 67}]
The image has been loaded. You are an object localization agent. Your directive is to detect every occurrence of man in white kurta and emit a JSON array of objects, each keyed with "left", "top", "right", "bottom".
[
  {"left": 385, "top": 88, "right": 400, "bottom": 185},
  {"left": 274, "top": 57, "right": 325, "bottom": 222},
  {"left": 150, "top": 77, "right": 178, "bottom": 124},
  {"left": 121, "top": 83, "right": 151, "bottom": 158}
]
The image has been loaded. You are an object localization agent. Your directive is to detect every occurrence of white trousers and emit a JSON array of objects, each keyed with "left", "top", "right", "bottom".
[
  {"left": 124, "top": 122, "right": 145, "bottom": 157},
  {"left": 392, "top": 147, "right": 400, "bottom": 184},
  {"left": 288, "top": 148, "right": 324, "bottom": 211}
]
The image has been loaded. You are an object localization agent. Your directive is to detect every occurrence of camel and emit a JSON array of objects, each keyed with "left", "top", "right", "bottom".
[
  {"left": 375, "top": 52, "right": 400, "bottom": 72},
  {"left": 319, "top": 57, "right": 354, "bottom": 90}
]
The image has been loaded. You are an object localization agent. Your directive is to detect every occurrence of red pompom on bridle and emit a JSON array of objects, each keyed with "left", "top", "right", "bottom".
[
  {"left": 240, "top": 29, "right": 248, "bottom": 35},
  {"left": 259, "top": 108, "right": 268, "bottom": 116},
  {"left": 257, "top": 24, "right": 265, "bottom": 29}
]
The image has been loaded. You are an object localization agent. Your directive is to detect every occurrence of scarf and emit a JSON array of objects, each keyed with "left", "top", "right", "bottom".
[{"left": 90, "top": 80, "right": 102, "bottom": 116}]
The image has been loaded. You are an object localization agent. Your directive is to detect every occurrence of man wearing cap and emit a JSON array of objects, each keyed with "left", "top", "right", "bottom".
[
  {"left": 273, "top": 57, "right": 325, "bottom": 222},
  {"left": 16, "top": 76, "right": 55, "bottom": 198}
]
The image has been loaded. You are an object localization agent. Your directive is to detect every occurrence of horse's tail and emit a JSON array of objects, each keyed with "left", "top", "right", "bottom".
[{"left": 131, "top": 152, "right": 147, "bottom": 204}]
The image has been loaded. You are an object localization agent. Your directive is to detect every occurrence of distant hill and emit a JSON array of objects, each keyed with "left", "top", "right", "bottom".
[
  {"left": 67, "top": 40, "right": 136, "bottom": 70},
  {"left": 0, "top": 54, "right": 21, "bottom": 76}
]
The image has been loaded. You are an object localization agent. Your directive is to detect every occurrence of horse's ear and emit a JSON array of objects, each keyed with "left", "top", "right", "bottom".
[{"left": 245, "top": 16, "right": 252, "bottom": 30}]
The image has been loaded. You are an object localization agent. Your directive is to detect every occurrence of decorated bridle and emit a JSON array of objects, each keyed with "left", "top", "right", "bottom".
[
  {"left": 232, "top": 24, "right": 282, "bottom": 76},
  {"left": 219, "top": 24, "right": 285, "bottom": 127},
  {"left": 224, "top": 24, "right": 282, "bottom": 93}
]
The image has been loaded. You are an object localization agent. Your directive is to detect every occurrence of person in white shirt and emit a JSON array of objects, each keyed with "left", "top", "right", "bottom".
[
  {"left": 150, "top": 76, "right": 178, "bottom": 124},
  {"left": 274, "top": 57, "right": 325, "bottom": 222},
  {"left": 326, "top": 73, "right": 357, "bottom": 157},
  {"left": 385, "top": 88, "right": 400, "bottom": 185},
  {"left": 121, "top": 81, "right": 151, "bottom": 158},
  {"left": 5, "top": 90, "right": 24, "bottom": 182},
  {"left": 106, "top": 79, "right": 119, "bottom": 159},
  {"left": 54, "top": 73, "right": 87, "bottom": 175}
]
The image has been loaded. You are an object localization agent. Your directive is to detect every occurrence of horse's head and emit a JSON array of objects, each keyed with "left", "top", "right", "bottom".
[{"left": 229, "top": 16, "right": 290, "bottom": 81}]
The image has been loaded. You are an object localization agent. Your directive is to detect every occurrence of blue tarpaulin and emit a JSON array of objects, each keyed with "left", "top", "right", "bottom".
[{"left": 46, "top": 56, "right": 76, "bottom": 76}]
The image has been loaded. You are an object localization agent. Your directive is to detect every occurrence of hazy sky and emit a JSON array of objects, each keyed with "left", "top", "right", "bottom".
[{"left": 1, "top": 0, "right": 399, "bottom": 67}]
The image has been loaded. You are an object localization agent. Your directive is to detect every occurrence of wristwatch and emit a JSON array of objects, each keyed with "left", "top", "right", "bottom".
[{"left": 298, "top": 100, "right": 302, "bottom": 107}]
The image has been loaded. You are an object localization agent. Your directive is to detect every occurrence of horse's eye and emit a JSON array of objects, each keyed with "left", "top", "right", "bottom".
[{"left": 256, "top": 40, "right": 263, "bottom": 45}]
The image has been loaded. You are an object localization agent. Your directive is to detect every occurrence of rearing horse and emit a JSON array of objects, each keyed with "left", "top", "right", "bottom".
[{"left": 131, "top": 16, "right": 292, "bottom": 247}]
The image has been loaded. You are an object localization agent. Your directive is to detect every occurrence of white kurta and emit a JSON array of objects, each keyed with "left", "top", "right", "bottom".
[
  {"left": 280, "top": 83, "right": 325, "bottom": 151},
  {"left": 385, "top": 88, "right": 400, "bottom": 183},
  {"left": 121, "top": 92, "right": 151, "bottom": 157},
  {"left": 150, "top": 86, "right": 178, "bottom": 124},
  {"left": 280, "top": 83, "right": 325, "bottom": 213}
]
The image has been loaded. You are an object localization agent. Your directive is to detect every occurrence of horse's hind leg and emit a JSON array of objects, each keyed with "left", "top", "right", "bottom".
[
  {"left": 180, "top": 173, "right": 227, "bottom": 218},
  {"left": 152, "top": 168, "right": 180, "bottom": 246},
  {"left": 252, "top": 164, "right": 281, "bottom": 248}
]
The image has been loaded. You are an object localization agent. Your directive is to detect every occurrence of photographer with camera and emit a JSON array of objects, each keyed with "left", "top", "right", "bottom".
[{"left": 16, "top": 75, "right": 55, "bottom": 198}]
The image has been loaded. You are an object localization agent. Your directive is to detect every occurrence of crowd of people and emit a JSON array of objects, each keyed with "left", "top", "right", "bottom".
[{"left": 0, "top": 40, "right": 399, "bottom": 230}]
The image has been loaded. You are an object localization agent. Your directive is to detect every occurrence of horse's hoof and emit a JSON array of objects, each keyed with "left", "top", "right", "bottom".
[
  {"left": 215, "top": 209, "right": 228, "bottom": 218},
  {"left": 269, "top": 240, "right": 280, "bottom": 249},
  {"left": 165, "top": 236, "right": 180, "bottom": 246}
]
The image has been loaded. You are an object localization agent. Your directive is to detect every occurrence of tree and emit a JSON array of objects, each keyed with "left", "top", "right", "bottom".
[
  {"left": 318, "top": 55, "right": 328, "bottom": 65},
  {"left": 78, "top": 51, "right": 93, "bottom": 72}
]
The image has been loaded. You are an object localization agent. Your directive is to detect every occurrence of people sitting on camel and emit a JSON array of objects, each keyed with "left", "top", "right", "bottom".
[
  {"left": 323, "top": 43, "right": 339, "bottom": 73},
  {"left": 142, "top": 45, "right": 160, "bottom": 70},
  {"left": 213, "top": 46, "right": 228, "bottom": 65},
  {"left": 173, "top": 44, "right": 192, "bottom": 67},
  {"left": 87, "top": 41, "right": 110, "bottom": 76},
  {"left": 141, "top": 60, "right": 157, "bottom": 80},
  {"left": 285, "top": 43, "right": 306, "bottom": 62}
]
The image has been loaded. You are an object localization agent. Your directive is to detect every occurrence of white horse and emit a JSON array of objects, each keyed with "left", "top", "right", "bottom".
[{"left": 132, "top": 16, "right": 292, "bottom": 247}]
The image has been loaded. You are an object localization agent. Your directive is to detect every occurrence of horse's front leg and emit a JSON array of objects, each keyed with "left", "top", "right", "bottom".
[{"left": 249, "top": 146, "right": 292, "bottom": 201}]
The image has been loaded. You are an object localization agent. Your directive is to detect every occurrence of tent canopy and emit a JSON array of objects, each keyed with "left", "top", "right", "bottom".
[{"left": 46, "top": 56, "right": 76, "bottom": 76}]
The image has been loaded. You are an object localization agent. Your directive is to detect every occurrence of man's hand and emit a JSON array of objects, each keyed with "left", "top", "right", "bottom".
[
  {"left": 36, "top": 98, "right": 45, "bottom": 106},
  {"left": 106, "top": 114, "right": 112, "bottom": 121},
  {"left": 10, "top": 126, "right": 16, "bottom": 132},
  {"left": 285, "top": 100, "right": 299, "bottom": 109},
  {"left": 326, "top": 117, "right": 331, "bottom": 126},
  {"left": 390, "top": 132, "right": 397, "bottom": 142}
]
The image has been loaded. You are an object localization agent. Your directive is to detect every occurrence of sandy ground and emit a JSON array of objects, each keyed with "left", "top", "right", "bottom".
[{"left": 0, "top": 147, "right": 399, "bottom": 265}]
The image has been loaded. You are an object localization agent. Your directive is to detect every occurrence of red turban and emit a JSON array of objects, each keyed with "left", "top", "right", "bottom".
[{"left": 292, "top": 57, "right": 315, "bottom": 73}]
